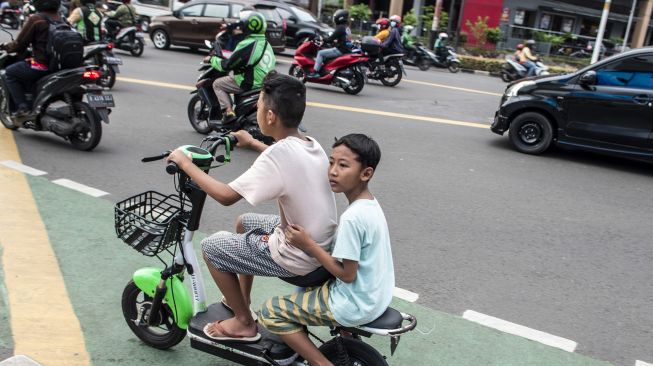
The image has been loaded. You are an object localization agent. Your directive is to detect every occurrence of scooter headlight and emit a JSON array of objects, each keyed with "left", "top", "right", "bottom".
[{"left": 506, "top": 80, "right": 535, "bottom": 97}]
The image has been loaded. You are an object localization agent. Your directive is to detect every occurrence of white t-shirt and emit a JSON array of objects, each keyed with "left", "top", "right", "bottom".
[{"left": 229, "top": 136, "right": 337, "bottom": 275}]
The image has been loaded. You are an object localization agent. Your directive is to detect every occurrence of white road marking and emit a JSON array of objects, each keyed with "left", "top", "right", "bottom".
[
  {"left": 0, "top": 160, "right": 47, "bottom": 176},
  {"left": 52, "top": 179, "right": 109, "bottom": 198},
  {"left": 0, "top": 355, "right": 43, "bottom": 366},
  {"left": 462, "top": 310, "right": 577, "bottom": 352},
  {"left": 393, "top": 287, "right": 419, "bottom": 302},
  {"left": 636, "top": 361, "right": 653, "bottom": 366}
]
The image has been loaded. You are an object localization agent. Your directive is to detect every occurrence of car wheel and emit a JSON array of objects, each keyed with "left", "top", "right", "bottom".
[
  {"left": 152, "top": 29, "right": 170, "bottom": 50},
  {"left": 508, "top": 112, "right": 553, "bottom": 155}
]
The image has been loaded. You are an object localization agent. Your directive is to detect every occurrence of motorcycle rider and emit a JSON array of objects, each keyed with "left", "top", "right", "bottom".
[
  {"left": 434, "top": 32, "right": 449, "bottom": 61},
  {"left": 307, "top": 9, "right": 351, "bottom": 79},
  {"left": 0, "top": 0, "right": 61, "bottom": 118},
  {"left": 206, "top": 10, "right": 275, "bottom": 125},
  {"left": 381, "top": 14, "right": 404, "bottom": 55},
  {"left": 373, "top": 17, "right": 389, "bottom": 42},
  {"left": 105, "top": 0, "right": 136, "bottom": 40},
  {"left": 521, "top": 39, "right": 538, "bottom": 76},
  {"left": 67, "top": 0, "right": 102, "bottom": 44},
  {"left": 513, "top": 43, "right": 524, "bottom": 62},
  {"left": 401, "top": 24, "right": 415, "bottom": 60}
]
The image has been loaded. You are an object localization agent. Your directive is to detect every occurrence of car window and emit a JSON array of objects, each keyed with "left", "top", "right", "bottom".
[
  {"left": 254, "top": 6, "right": 282, "bottom": 26},
  {"left": 181, "top": 4, "right": 203, "bottom": 16},
  {"left": 277, "top": 7, "right": 292, "bottom": 21},
  {"left": 230, "top": 4, "right": 243, "bottom": 18},
  {"left": 291, "top": 5, "right": 317, "bottom": 22},
  {"left": 204, "top": 3, "right": 229, "bottom": 18},
  {"left": 595, "top": 55, "right": 653, "bottom": 89}
]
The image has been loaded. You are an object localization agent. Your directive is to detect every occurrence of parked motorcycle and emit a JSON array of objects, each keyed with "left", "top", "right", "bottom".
[
  {"left": 289, "top": 36, "right": 368, "bottom": 95},
  {"left": 105, "top": 20, "right": 145, "bottom": 57},
  {"left": 404, "top": 43, "right": 460, "bottom": 73},
  {"left": 1, "top": 7, "right": 20, "bottom": 29},
  {"left": 115, "top": 134, "right": 418, "bottom": 366},
  {"left": 83, "top": 41, "right": 122, "bottom": 89},
  {"left": 358, "top": 36, "right": 405, "bottom": 87},
  {"left": 0, "top": 51, "right": 113, "bottom": 150},
  {"left": 500, "top": 56, "right": 549, "bottom": 82},
  {"left": 187, "top": 37, "right": 272, "bottom": 145}
]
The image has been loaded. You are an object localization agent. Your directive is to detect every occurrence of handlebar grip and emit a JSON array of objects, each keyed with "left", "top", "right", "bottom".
[{"left": 166, "top": 161, "right": 178, "bottom": 175}]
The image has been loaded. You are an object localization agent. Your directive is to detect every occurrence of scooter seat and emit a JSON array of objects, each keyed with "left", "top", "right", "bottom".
[
  {"left": 362, "top": 307, "right": 403, "bottom": 330},
  {"left": 235, "top": 88, "right": 260, "bottom": 99},
  {"left": 280, "top": 266, "right": 333, "bottom": 288}
]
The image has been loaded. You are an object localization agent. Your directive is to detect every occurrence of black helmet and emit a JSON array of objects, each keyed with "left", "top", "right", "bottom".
[
  {"left": 34, "top": 0, "right": 60, "bottom": 11},
  {"left": 238, "top": 10, "right": 267, "bottom": 35},
  {"left": 333, "top": 9, "right": 348, "bottom": 25}
]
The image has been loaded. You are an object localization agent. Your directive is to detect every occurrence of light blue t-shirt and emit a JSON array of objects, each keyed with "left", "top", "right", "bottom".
[{"left": 328, "top": 198, "right": 395, "bottom": 327}]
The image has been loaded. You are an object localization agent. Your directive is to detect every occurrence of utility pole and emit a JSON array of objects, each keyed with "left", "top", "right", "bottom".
[
  {"left": 622, "top": 0, "right": 637, "bottom": 52},
  {"left": 591, "top": 0, "right": 611, "bottom": 63},
  {"left": 454, "top": 0, "right": 466, "bottom": 48},
  {"left": 413, "top": 0, "right": 424, "bottom": 37},
  {"left": 429, "top": 0, "right": 443, "bottom": 49}
]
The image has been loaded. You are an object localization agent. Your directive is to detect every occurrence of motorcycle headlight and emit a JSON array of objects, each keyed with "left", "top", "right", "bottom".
[{"left": 506, "top": 80, "right": 535, "bottom": 97}]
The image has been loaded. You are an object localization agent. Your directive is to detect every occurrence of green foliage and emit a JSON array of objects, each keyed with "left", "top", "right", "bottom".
[
  {"left": 402, "top": 7, "right": 448, "bottom": 32},
  {"left": 403, "top": 9, "right": 417, "bottom": 26},
  {"left": 532, "top": 31, "right": 565, "bottom": 47},
  {"left": 458, "top": 31, "right": 468, "bottom": 44},
  {"left": 466, "top": 16, "right": 489, "bottom": 47},
  {"left": 348, "top": 4, "right": 371, "bottom": 22},
  {"left": 458, "top": 55, "right": 574, "bottom": 74},
  {"left": 485, "top": 27, "right": 501, "bottom": 44}
]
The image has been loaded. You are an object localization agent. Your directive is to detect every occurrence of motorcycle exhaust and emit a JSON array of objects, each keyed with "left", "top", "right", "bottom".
[{"left": 41, "top": 114, "right": 84, "bottom": 136}]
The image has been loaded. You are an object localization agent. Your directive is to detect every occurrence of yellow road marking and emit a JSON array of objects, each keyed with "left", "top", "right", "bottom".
[
  {"left": 0, "top": 129, "right": 90, "bottom": 366},
  {"left": 116, "top": 77, "right": 489, "bottom": 129}
]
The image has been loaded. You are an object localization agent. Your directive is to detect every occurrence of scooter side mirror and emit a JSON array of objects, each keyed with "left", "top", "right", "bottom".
[{"left": 579, "top": 70, "right": 597, "bottom": 86}]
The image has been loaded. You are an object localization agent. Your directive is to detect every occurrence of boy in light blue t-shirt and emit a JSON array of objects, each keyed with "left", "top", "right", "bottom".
[{"left": 260, "top": 134, "right": 394, "bottom": 366}]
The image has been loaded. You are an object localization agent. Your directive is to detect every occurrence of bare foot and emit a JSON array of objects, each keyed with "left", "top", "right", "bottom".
[{"left": 205, "top": 316, "right": 257, "bottom": 338}]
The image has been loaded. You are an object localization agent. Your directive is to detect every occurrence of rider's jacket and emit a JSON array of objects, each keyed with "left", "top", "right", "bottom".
[
  {"left": 401, "top": 30, "right": 413, "bottom": 47},
  {"left": 68, "top": 5, "right": 102, "bottom": 43},
  {"left": 111, "top": 4, "right": 136, "bottom": 27},
  {"left": 5, "top": 12, "right": 58, "bottom": 67},
  {"left": 374, "top": 28, "right": 389, "bottom": 42},
  {"left": 210, "top": 33, "right": 276, "bottom": 91},
  {"left": 324, "top": 24, "right": 352, "bottom": 53},
  {"left": 381, "top": 27, "right": 404, "bottom": 54}
]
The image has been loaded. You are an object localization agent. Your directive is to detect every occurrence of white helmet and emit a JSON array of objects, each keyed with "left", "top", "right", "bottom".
[
  {"left": 404, "top": 25, "right": 414, "bottom": 32},
  {"left": 438, "top": 32, "right": 449, "bottom": 40}
]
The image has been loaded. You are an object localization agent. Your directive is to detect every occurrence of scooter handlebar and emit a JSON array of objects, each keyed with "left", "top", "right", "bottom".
[{"left": 166, "top": 161, "right": 179, "bottom": 175}]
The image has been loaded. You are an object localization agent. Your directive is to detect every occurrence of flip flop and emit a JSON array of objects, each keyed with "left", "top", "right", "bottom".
[
  {"left": 220, "top": 297, "right": 258, "bottom": 321},
  {"left": 203, "top": 321, "right": 261, "bottom": 343}
]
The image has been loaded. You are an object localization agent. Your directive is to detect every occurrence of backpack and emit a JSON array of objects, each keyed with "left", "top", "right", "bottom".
[{"left": 39, "top": 13, "right": 84, "bottom": 71}]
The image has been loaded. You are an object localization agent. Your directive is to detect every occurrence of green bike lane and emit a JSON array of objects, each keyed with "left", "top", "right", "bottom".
[{"left": 0, "top": 167, "right": 616, "bottom": 366}]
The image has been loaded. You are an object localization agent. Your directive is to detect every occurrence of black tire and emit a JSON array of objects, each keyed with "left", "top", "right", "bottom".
[
  {"left": 448, "top": 61, "right": 461, "bottom": 73},
  {"left": 289, "top": 64, "right": 306, "bottom": 83},
  {"left": 121, "top": 280, "right": 187, "bottom": 350},
  {"left": 10, "top": 18, "right": 18, "bottom": 29},
  {"left": 319, "top": 338, "right": 389, "bottom": 366},
  {"left": 131, "top": 38, "right": 144, "bottom": 57},
  {"left": 0, "top": 86, "right": 17, "bottom": 130},
  {"left": 187, "top": 94, "right": 211, "bottom": 134},
  {"left": 508, "top": 112, "right": 553, "bottom": 155},
  {"left": 98, "top": 64, "right": 116, "bottom": 89},
  {"left": 379, "top": 59, "right": 402, "bottom": 86},
  {"left": 417, "top": 58, "right": 431, "bottom": 71},
  {"left": 152, "top": 29, "right": 170, "bottom": 50},
  {"left": 342, "top": 68, "right": 365, "bottom": 95},
  {"left": 500, "top": 71, "right": 512, "bottom": 83},
  {"left": 69, "top": 102, "right": 102, "bottom": 151}
]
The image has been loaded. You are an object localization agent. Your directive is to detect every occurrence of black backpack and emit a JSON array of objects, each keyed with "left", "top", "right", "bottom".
[{"left": 39, "top": 13, "right": 84, "bottom": 71}]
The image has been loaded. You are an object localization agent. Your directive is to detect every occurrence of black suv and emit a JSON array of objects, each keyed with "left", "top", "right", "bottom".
[
  {"left": 492, "top": 47, "right": 653, "bottom": 162},
  {"left": 272, "top": 1, "right": 333, "bottom": 47}
]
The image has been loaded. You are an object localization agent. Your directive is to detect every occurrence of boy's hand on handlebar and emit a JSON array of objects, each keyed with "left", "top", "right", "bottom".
[
  {"left": 285, "top": 224, "right": 313, "bottom": 251},
  {"left": 231, "top": 130, "right": 255, "bottom": 148},
  {"left": 166, "top": 148, "right": 192, "bottom": 169}
]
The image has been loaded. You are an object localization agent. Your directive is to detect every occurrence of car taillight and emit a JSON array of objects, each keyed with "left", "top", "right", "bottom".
[
  {"left": 83, "top": 70, "right": 101, "bottom": 80},
  {"left": 107, "top": 42, "right": 113, "bottom": 49}
]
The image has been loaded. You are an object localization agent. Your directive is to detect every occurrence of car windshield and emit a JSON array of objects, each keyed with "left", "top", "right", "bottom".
[
  {"left": 290, "top": 5, "right": 317, "bottom": 22},
  {"left": 255, "top": 6, "right": 282, "bottom": 27}
]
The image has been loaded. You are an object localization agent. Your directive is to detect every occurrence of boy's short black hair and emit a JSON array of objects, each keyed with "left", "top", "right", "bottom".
[
  {"left": 333, "top": 134, "right": 381, "bottom": 170},
  {"left": 261, "top": 71, "right": 306, "bottom": 128}
]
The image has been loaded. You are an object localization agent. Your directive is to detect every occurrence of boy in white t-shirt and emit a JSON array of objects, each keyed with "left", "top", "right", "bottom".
[
  {"left": 167, "top": 71, "right": 337, "bottom": 342},
  {"left": 260, "top": 134, "right": 394, "bottom": 366}
]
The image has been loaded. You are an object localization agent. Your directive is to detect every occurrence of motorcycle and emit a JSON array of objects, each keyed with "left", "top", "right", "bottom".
[
  {"left": 1, "top": 7, "right": 20, "bottom": 29},
  {"left": 500, "top": 56, "right": 549, "bottom": 83},
  {"left": 0, "top": 51, "right": 113, "bottom": 150},
  {"left": 359, "top": 36, "right": 406, "bottom": 87},
  {"left": 289, "top": 36, "right": 368, "bottom": 95},
  {"left": 115, "top": 134, "right": 417, "bottom": 366},
  {"left": 18, "top": 1, "right": 34, "bottom": 28},
  {"left": 105, "top": 19, "right": 145, "bottom": 57},
  {"left": 83, "top": 41, "right": 122, "bottom": 89},
  {"left": 187, "top": 37, "right": 272, "bottom": 145},
  {"left": 404, "top": 43, "right": 460, "bottom": 73}
]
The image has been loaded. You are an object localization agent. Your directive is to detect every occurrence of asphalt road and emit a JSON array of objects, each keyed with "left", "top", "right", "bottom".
[{"left": 2, "top": 35, "right": 652, "bottom": 366}]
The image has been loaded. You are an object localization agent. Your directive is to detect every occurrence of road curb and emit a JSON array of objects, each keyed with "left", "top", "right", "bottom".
[{"left": 461, "top": 68, "right": 501, "bottom": 77}]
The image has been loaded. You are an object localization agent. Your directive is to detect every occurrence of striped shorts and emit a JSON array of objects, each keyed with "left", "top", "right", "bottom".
[{"left": 259, "top": 281, "right": 340, "bottom": 335}]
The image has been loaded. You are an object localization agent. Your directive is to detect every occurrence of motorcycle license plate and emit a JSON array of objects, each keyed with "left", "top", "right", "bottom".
[
  {"left": 105, "top": 56, "right": 122, "bottom": 65},
  {"left": 87, "top": 93, "right": 115, "bottom": 108}
]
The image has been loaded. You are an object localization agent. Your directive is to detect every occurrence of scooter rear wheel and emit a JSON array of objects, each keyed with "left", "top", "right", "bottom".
[
  {"left": 417, "top": 58, "right": 431, "bottom": 71},
  {"left": 379, "top": 59, "right": 402, "bottom": 87},
  {"left": 131, "top": 39, "right": 145, "bottom": 57},
  {"left": 319, "top": 337, "right": 389, "bottom": 366},
  {"left": 342, "top": 68, "right": 365, "bottom": 95},
  {"left": 122, "top": 280, "right": 187, "bottom": 350},
  {"left": 69, "top": 102, "right": 102, "bottom": 151}
]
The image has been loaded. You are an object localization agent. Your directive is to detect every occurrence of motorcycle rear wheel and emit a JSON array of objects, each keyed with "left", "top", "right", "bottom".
[
  {"left": 379, "top": 59, "right": 402, "bottom": 87},
  {"left": 69, "top": 102, "right": 102, "bottom": 151},
  {"left": 342, "top": 68, "right": 364, "bottom": 95},
  {"left": 187, "top": 94, "right": 212, "bottom": 134},
  {"left": 131, "top": 39, "right": 144, "bottom": 57},
  {"left": 319, "top": 338, "right": 389, "bottom": 366},
  {"left": 0, "top": 86, "right": 17, "bottom": 130},
  {"left": 122, "top": 280, "right": 187, "bottom": 350},
  {"left": 288, "top": 64, "right": 306, "bottom": 83}
]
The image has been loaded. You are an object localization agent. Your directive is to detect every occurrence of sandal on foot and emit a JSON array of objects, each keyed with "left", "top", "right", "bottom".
[{"left": 202, "top": 321, "right": 261, "bottom": 343}]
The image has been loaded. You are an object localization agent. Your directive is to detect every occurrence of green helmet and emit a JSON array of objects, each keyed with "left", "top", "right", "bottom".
[{"left": 239, "top": 10, "right": 267, "bottom": 35}]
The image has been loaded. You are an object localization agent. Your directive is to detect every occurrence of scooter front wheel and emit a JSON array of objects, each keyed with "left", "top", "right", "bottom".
[
  {"left": 122, "top": 280, "right": 187, "bottom": 350},
  {"left": 448, "top": 61, "right": 461, "bottom": 73},
  {"left": 131, "top": 38, "right": 145, "bottom": 57},
  {"left": 417, "top": 58, "right": 431, "bottom": 71},
  {"left": 319, "top": 337, "right": 389, "bottom": 366},
  {"left": 187, "top": 94, "right": 212, "bottom": 134}
]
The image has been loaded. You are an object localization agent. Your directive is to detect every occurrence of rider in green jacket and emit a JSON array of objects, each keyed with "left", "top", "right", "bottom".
[{"left": 209, "top": 10, "right": 276, "bottom": 125}]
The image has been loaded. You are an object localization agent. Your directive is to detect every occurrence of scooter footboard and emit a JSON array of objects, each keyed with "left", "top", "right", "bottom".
[{"left": 133, "top": 267, "right": 194, "bottom": 329}]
